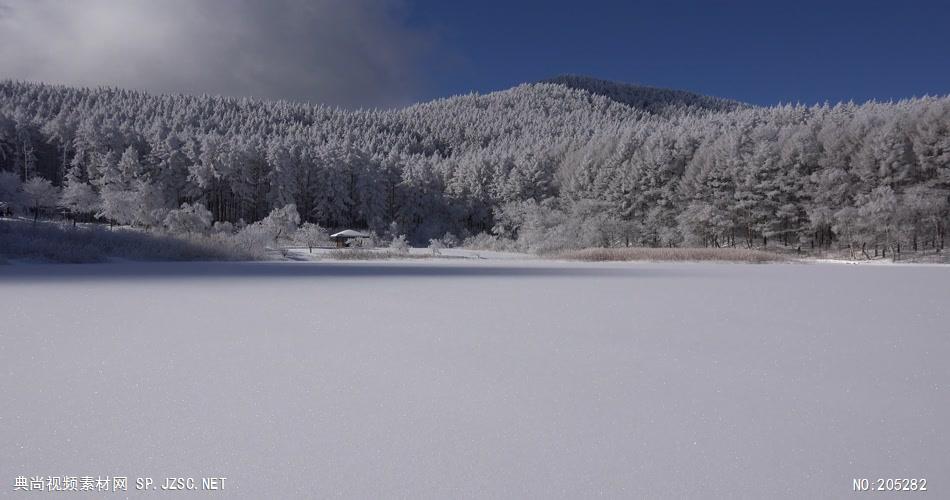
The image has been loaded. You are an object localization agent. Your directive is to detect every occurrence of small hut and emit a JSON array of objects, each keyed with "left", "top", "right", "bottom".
[{"left": 330, "top": 229, "right": 371, "bottom": 248}]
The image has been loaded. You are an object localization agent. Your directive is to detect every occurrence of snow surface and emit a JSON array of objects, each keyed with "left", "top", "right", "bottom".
[{"left": 1, "top": 260, "right": 948, "bottom": 498}]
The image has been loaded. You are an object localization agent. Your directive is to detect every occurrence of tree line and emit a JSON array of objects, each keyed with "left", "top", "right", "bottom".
[{"left": 0, "top": 77, "right": 947, "bottom": 256}]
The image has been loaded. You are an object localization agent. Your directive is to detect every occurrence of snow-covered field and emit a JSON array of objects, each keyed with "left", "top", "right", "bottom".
[{"left": 1, "top": 260, "right": 948, "bottom": 498}]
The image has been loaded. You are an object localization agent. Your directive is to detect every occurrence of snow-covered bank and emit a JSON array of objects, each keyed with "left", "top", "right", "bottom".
[
  {"left": 2, "top": 261, "right": 948, "bottom": 498},
  {"left": 284, "top": 246, "right": 535, "bottom": 262},
  {"left": 813, "top": 257, "right": 950, "bottom": 267}
]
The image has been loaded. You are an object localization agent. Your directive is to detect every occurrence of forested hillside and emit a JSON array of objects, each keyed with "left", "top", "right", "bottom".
[
  {"left": 542, "top": 75, "right": 744, "bottom": 115},
  {"left": 1, "top": 76, "right": 948, "bottom": 255}
]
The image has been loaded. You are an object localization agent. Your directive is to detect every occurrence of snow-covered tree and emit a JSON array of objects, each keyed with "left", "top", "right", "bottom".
[
  {"left": 260, "top": 203, "right": 301, "bottom": 243},
  {"left": 131, "top": 180, "right": 168, "bottom": 230},
  {"left": 21, "top": 177, "right": 59, "bottom": 223},
  {"left": 59, "top": 179, "right": 100, "bottom": 224},
  {"left": 118, "top": 146, "right": 146, "bottom": 181},
  {"left": 856, "top": 186, "right": 900, "bottom": 258},
  {"left": 295, "top": 222, "right": 329, "bottom": 252},
  {"left": 163, "top": 202, "right": 213, "bottom": 235},
  {"left": 0, "top": 78, "right": 948, "bottom": 255},
  {"left": 97, "top": 187, "right": 136, "bottom": 227}
]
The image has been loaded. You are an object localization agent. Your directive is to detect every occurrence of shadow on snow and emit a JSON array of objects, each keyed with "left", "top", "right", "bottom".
[{"left": 0, "top": 260, "right": 695, "bottom": 283}]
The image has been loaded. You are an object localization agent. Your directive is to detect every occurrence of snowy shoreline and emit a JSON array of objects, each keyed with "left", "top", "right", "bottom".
[
  {"left": 3, "top": 260, "right": 948, "bottom": 498},
  {"left": 3, "top": 251, "right": 949, "bottom": 268}
]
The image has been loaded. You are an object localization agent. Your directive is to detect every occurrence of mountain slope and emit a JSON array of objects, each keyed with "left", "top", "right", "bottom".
[
  {"left": 543, "top": 75, "right": 745, "bottom": 114},
  {"left": 1, "top": 76, "right": 946, "bottom": 251}
]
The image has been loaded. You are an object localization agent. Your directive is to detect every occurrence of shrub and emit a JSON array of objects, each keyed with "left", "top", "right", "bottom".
[
  {"left": 441, "top": 232, "right": 460, "bottom": 248},
  {"left": 212, "top": 221, "right": 235, "bottom": 235},
  {"left": 231, "top": 223, "right": 272, "bottom": 259},
  {"left": 462, "top": 232, "right": 520, "bottom": 252},
  {"left": 163, "top": 202, "right": 213, "bottom": 235},
  {"left": 389, "top": 234, "right": 410, "bottom": 253}
]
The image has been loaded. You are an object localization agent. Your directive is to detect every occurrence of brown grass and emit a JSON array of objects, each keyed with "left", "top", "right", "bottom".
[
  {"left": 327, "top": 249, "right": 418, "bottom": 260},
  {"left": 550, "top": 246, "right": 790, "bottom": 263},
  {"left": 326, "top": 249, "right": 467, "bottom": 260}
]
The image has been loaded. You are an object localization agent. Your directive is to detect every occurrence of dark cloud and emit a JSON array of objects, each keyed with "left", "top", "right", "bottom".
[{"left": 0, "top": 0, "right": 431, "bottom": 108}]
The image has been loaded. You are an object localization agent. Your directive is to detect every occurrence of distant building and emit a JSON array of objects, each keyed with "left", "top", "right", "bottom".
[{"left": 330, "top": 229, "right": 371, "bottom": 248}]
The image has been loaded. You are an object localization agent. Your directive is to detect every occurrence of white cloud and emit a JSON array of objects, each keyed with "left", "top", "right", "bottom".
[{"left": 0, "top": 0, "right": 430, "bottom": 108}]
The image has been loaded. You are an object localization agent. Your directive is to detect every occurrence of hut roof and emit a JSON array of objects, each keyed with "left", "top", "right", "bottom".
[{"left": 330, "top": 229, "right": 371, "bottom": 238}]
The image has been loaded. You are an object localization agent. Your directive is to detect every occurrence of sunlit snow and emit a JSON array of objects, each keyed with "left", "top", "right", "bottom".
[{"left": 2, "top": 260, "right": 948, "bottom": 498}]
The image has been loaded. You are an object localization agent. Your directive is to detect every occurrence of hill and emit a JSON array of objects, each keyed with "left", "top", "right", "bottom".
[
  {"left": 542, "top": 74, "right": 745, "bottom": 114},
  {"left": 0, "top": 77, "right": 947, "bottom": 254}
]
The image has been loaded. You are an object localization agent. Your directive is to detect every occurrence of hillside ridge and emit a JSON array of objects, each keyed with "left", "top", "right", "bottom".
[{"left": 542, "top": 74, "right": 746, "bottom": 114}]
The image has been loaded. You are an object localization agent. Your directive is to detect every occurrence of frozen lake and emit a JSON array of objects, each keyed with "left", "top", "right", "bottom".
[{"left": 1, "top": 260, "right": 948, "bottom": 498}]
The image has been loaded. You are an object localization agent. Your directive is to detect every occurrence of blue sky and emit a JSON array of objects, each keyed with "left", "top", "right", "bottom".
[
  {"left": 406, "top": 0, "right": 950, "bottom": 105},
  {"left": 1, "top": 0, "right": 947, "bottom": 107}
]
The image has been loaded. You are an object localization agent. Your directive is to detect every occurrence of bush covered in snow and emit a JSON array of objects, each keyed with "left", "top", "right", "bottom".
[
  {"left": 428, "top": 238, "right": 443, "bottom": 255},
  {"left": 163, "top": 202, "right": 213, "bottom": 235},
  {"left": 230, "top": 223, "right": 273, "bottom": 259},
  {"left": 440, "top": 232, "right": 460, "bottom": 248},
  {"left": 212, "top": 221, "right": 235, "bottom": 235},
  {"left": 461, "top": 232, "right": 521, "bottom": 252},
  {"left": 389, "top": 234, "right": 410, "bottom": 253}
]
